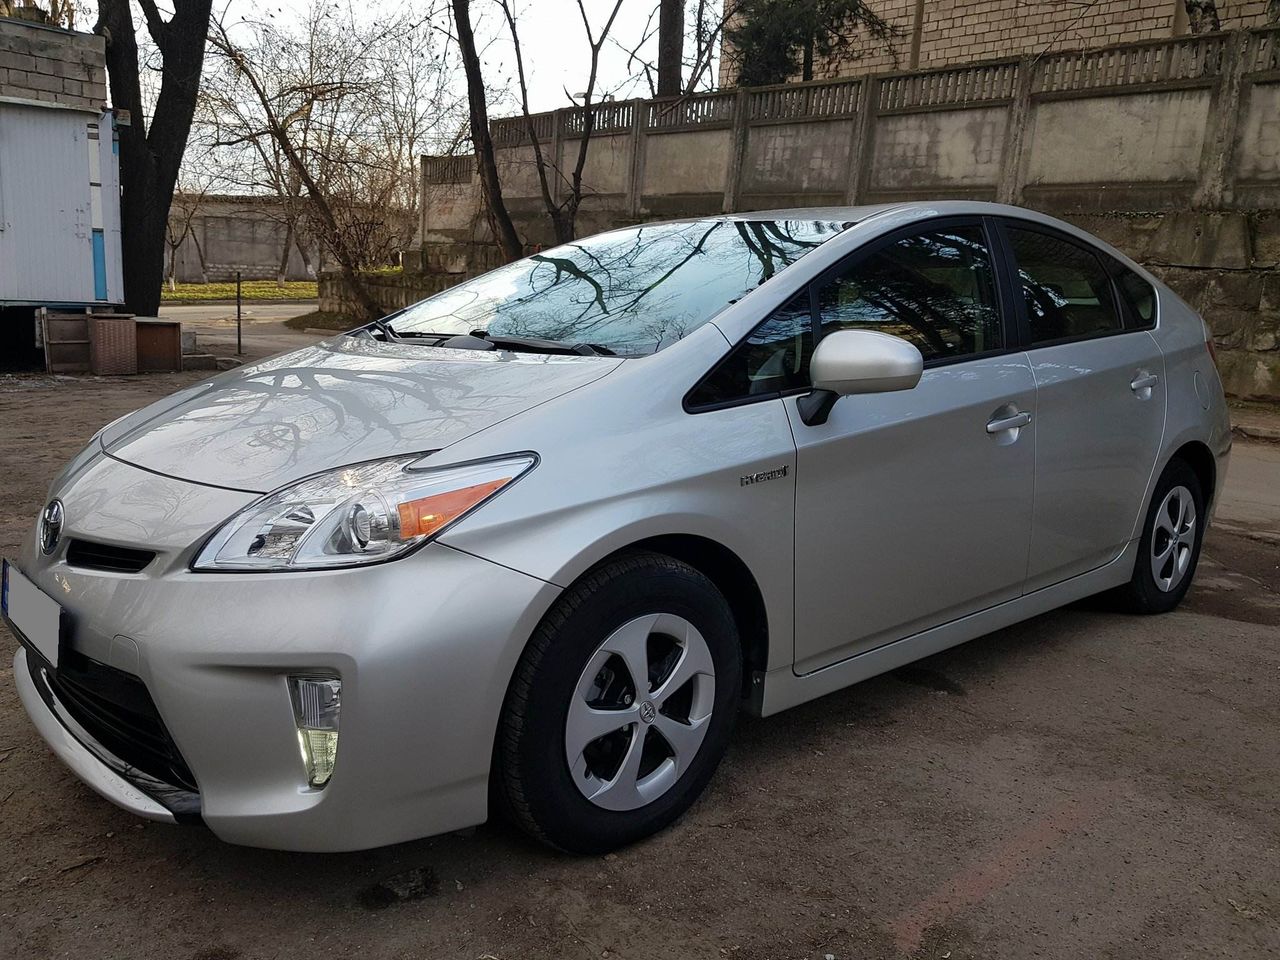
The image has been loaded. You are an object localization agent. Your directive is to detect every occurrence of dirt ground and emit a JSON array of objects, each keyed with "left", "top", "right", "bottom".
[{"left": 1, "top": 342, "right": 1277, "bottom": 960}]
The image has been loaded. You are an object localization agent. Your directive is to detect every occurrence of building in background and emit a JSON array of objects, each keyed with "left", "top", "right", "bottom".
[
  {"left": 0, "top": 15, "right": 120, "bottom": 365},
  {"left": 719, "top": 0, "right": 1277, "bottom": 86}
]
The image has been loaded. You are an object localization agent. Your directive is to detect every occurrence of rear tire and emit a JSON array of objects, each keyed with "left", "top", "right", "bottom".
[
  {"left": 496, "top": 551, "right": 741, "bottom": 854},
  {"left": 1112, "top": 459, "right": 1205, "bottom": 615}
]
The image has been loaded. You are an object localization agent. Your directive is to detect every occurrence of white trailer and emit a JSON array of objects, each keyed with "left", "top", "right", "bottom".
[
  {"left": 0, "top": 101, "right": 123, "bottom": 308},
  {"left": 0, "top": 17, "right": 121, "bottom": 367}
]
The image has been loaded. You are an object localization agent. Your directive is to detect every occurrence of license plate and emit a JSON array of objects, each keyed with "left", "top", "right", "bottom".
[{"left": 2, "top": 559, "right": 62, "bottom": 668}]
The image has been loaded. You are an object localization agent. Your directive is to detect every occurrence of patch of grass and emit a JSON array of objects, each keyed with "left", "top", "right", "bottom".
[
  {"left": 284, "top": 310, "right": 358, "bottom": 332},
  {"left": 160, "top": 280, "right": 318, "bottom": 302}
]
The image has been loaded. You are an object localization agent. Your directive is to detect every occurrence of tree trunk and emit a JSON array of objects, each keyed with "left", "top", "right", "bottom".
[
  {"left": 452, "top": 0, "right": 523, "bottom": 261},
  {"left": 278, "top": 220, "right": 294, "bottom": 288},
  {"left": 1183, "top": 0, "right": 1221, "bottom": 33},
  {"left": 96, "top": 0, "right": 213, "bottom": 317},
  {"left": 802, "top": 36, "right": 814, "bottom": 82},
  {"left": 657, "top": 0, "right": 684, "bottom": 97}
]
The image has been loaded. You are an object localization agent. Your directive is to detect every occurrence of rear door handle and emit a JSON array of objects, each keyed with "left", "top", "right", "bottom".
[
  {"left": 986, "top": 411, "right": 1032, "bottom": 434},
  {"left": 1130, "top": 373, "right": 1159, "bottom": 391}
]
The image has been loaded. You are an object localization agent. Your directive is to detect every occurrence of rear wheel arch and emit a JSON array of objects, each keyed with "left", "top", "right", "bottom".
[{"left": 1168, "top": 440, "right": 1216, "bottom": 510}]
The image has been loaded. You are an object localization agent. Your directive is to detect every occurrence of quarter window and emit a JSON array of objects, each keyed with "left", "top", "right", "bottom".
[
  {"left": 815, "top": 225, "right": 1002, "bottom": 362},
  {"left": 1115, "top": 267, "right": 1157, "bottom": 329},
  {"left": 1007, "top": 227, "right": 1122, "bottom": 343},
  {"left": 687, "top": 295, "right": 811, "bottom": 407}
]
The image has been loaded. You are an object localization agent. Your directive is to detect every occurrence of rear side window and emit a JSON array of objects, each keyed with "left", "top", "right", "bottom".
[
  {"left": 1114, "top": 267, "right": 1157, "bottom": 329},
  {"left": 687, "top": 295, "right": 811, "bottom": 408},
  {"left": 1007, "top": 227, "right": 1122, "bottom": 344},
  {"left": 815, "top": 225, "right": 1002, "bottom": 362}
]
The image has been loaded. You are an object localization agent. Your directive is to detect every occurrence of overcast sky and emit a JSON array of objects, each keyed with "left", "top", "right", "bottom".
[
  {"left": 212, "top": 0, "right": 711, "bottom": 115},
  {"left": 469, "top": 0, "right": 674, "bottom": 112}
]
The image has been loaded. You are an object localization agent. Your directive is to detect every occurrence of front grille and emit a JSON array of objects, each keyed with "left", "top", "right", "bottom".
[
  {"left": 33, "top": 653, "right": 198, "bottom": 793},
  {"left": 65, "top": 539, "right": 155, "bottom": 573}
]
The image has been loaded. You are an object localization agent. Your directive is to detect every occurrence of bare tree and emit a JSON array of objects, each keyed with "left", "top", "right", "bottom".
[
  {"left": 495, "top": 0, "right": 626, "bottom": 245},
  {"left": 624, "top": 1, "right": 737, "bottom": 96},
  {"left": 0, "top": 0, "right": 81, "bottom": 28},
  {"left": 95, "top": 0, "right": 213, "bottom": 316},
  {"left": 656, "top": 0, "right": 684, "bottom": 96},
  {"left": 165, "top": 183, "right": 209, "bottom": 288},
  {"left": 205, "top": 5, "right": 457, "bottom": 318},
  {"left": 452, "top": 0, "right": 524, "bottom": 261}
]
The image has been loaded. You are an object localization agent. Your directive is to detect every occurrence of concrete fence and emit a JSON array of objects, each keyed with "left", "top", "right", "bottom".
[{"left": 415, "top": 26, "right": 1280, "bottom": 398}]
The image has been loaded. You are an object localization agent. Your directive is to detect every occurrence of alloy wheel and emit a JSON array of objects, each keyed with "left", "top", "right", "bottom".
[
  {"left": 1150, "top": 484, "right": 1197, "bottom": 593},
  {"left": 565, "top": 613, "right": 716, "bottom": 811}
]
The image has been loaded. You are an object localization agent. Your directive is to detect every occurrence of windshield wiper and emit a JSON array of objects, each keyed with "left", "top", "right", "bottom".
[
  {"left": 355, "top": 324, "right": 614, "bottom": 356},
  {"left": 469, "top": 330, "right": 615, "bottom": 356},
  {"left": 360, "top": 320, "right": 466, "bottom": 341}
]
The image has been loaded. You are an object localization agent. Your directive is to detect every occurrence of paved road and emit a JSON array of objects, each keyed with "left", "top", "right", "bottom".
[
  {"left": 157, "top": 301, "right": 329, "bottom": 362},
  {"left": 1215, "top": 442, "right": 1280, "bottom": 540},
  {"left": 157, "top": 301, "right": 319, "bottom": 323}
]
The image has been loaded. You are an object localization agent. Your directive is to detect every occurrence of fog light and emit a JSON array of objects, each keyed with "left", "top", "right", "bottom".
[{"left": 288, "top": 675, "right": 341, "bottom": 787}]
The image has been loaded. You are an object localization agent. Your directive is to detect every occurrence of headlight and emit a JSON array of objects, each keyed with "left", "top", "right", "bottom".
[{"left": 192, "top": 453, "right": 536, "bottom": 571}]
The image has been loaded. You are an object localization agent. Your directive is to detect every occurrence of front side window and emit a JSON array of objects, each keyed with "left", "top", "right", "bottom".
[
  {"left": 1007, "top": 227, "right": 1122, "bottom": 343},
  {"left": 688, "top": 295, "right": 812, "bottom": 407},
  {"left": 388, "top": 219, "right": 846, "bottom": 356},
  {"left": 815, "top": 225, "right": 1002, "bottom": 362}
]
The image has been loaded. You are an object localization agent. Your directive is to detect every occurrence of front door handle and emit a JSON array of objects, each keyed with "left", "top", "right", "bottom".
[
  {"left": 986, "top": 411, "right": 1032, "bottom": 434},
  {"left": 1130, "top": 373, "right": 1159, "bottom": 392}
]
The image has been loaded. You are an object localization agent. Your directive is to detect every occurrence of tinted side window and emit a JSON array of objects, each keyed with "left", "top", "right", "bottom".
[
  {"left": 687, "top": 295, "right": 811, "bottom": 407},
  {"left": 815, "top": 225, "right": 1001, "bottom": 362},
  {"left": 1007, "top": 227, "right": 1122, "bottom": 344},
  {"left": 1114, "top": 267, "right": 1157, "bottom": 329}
]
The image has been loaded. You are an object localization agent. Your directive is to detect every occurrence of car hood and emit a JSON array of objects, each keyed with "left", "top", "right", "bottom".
[{"left": 101, "top": 336, "right": 622, "bottom": 492}]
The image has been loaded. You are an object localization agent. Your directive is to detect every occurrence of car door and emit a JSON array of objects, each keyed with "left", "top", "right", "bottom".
[
  {"left": 786, "top": 219, "right": 1037, "bottom": 674},
  {"left": 995, "top": 220, "right": 1167, "bottom": 592}
]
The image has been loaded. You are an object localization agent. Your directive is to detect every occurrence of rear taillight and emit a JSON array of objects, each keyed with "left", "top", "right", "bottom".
[{"left": 1202, "top": 319, "right": 1218, "bottom": 368}]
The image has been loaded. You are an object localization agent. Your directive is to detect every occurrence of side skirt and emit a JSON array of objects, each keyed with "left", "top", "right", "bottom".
[{"left": 750, "top": 539, "right": 1138, "bottom": 718}]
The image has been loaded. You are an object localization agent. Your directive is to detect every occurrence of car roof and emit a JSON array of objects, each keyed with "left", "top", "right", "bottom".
[{"left": 717, "top": 204, "right": 900, "bottom": 223}]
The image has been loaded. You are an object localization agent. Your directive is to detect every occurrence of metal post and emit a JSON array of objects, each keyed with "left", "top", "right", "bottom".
[{"left": 236, "top": 271, "right": 243, "bottom": 355}]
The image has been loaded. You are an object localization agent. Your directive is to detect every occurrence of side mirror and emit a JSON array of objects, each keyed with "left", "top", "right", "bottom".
[{"left": 797, "top": 329, "right": 924, "bottom": 426}]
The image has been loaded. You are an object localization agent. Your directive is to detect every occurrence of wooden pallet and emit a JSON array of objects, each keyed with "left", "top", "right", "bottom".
[{"left": 39, "top": 308, "right": 135, "bottom": 374}]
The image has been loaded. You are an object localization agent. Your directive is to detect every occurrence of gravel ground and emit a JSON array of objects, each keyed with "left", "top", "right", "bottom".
[{"left": 0, "top": 354, "right": 1277, "bottom": 960}]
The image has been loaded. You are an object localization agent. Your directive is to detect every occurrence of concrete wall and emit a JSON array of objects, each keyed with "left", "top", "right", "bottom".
[
  {"left": 420, "top": 27, "right": 1280, "bottom": 398},
  {"left": 166, "top": 196, "right": 327, "bottom": 284},
  {"left": 0, "top": 17, "right": 106, "bottom": 113}
]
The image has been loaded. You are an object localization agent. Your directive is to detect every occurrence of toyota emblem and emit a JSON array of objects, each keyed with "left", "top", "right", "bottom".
[{"left": 39, "top": 499, "right": 63, "bottom": 556}]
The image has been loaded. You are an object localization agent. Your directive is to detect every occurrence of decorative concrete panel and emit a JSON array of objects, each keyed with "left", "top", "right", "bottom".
[
  {"left": 1024, "top": 89, "right": 1211, "bottom": 186},
  {"left": 870, "top": 107, "right": 1007, "bottom": 190}
]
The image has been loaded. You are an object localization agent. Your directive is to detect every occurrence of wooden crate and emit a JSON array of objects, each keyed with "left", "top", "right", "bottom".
[
  {"left": 135, "top": 319, "right": 183, "bottom": 373},
  {"left": 40, "top": 309, "right": 90, "bottom": 373},
  {"left": 89, "top": 316, "right": 138, "bottom": 375}
]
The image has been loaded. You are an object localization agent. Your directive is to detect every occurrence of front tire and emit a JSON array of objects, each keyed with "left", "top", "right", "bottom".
[
  {"left": 1113, "top": 458, "right": 1205, "bottom": 614},
  {"left": 496, "top": 552, "right": 742, "bottom": 854}
]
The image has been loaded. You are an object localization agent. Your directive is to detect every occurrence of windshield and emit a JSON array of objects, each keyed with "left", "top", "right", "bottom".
[{"left": 387, "top": 218, "right": 848, "bottom": 356}]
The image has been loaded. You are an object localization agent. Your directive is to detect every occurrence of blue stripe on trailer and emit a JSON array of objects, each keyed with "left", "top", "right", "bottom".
[{"left": 92, "top": 230, "right": 107, "bottom": 300}]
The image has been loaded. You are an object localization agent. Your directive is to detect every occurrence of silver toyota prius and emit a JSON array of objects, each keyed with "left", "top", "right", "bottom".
[{"left": 4, "top": 202, "right": 1229, "bottom": 854}]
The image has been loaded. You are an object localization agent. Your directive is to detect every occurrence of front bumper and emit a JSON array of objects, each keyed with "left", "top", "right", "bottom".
[
  {"left": 12, "top": 458, "right": 561, "bottom": 851},
  {"left": 15, "top": 647, "right": 186, "bottom": 823}
]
